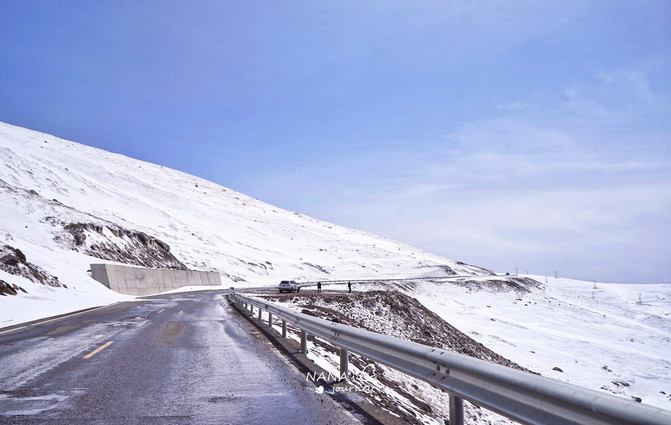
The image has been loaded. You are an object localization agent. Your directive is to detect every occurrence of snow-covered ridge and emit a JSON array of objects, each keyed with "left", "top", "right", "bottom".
[
  {"left": 0, "top": 121, "right": 487, "bottom": 281},
  {"left": 0, "top": 120, "right": 487, "bottom": 325}
]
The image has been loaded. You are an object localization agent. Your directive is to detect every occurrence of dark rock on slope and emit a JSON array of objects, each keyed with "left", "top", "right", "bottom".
[{"left": 0, "top": 245, "right": 62, "bottom": 289}]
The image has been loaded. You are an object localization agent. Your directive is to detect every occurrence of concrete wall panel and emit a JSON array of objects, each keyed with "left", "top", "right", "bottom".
[
  {"left": 90, "top": 264, "right": 110, "bottom": 289},
  {"left": 90, "top": 264, "right": 223, "bottom": 296}
]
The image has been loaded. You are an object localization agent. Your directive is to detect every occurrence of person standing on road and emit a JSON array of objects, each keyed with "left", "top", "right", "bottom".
[
  {"left": 317, "top": 281, "right": 322, "bottom": 293},
  {"left": 348, "top": 281, "right": 351, "bottom": 293}
]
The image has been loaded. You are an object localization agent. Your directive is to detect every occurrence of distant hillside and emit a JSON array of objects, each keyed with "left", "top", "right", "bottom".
[{"left": 0, "top": 121, "right": 490, "bottom": 316}]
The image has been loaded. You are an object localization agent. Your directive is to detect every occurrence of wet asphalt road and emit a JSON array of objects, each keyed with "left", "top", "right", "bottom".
[{"left": 0, "top": 290, "right": 356, "bottom": 424}]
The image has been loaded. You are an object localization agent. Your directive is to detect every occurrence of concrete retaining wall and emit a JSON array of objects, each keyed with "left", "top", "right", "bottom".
[{"left": 90, "top": 263, "right": 222, "bottom": 296}]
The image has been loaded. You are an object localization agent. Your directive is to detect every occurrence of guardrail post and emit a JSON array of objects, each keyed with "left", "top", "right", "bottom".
[
  {"left": 258, "top": 308, "right": 262, "bottom": 321},
  {"left": 268, "top": 312, "right": 273, "bottom": 327},
  {"left": 339, "top": 347, "right": 349, "bottom": 380},
  {"left": 282, "top": 320, "right": 287, "bottom": 338},
  {"left": 449, "top": 394, "right": 464, "bottom": 425},
  {"left": 300, "top": 330, "right": 308, "bottom": 354}
]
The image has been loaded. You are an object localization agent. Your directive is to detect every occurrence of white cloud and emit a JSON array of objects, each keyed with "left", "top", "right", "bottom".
[
  {"left": 597, "top": 69, "right": 653, "bottom": 101},
  {"left": 447, "top": 119, "right": 576, "bottom": 154}
]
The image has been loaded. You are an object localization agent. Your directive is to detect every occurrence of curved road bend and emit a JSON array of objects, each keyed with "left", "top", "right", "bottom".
[{"left": 0, "top": 290, "right": 355, "bottom": 424}]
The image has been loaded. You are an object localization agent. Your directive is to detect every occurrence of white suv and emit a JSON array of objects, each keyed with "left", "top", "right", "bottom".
[{"left": 278, "top": 280, "right": 300, "bottom": 293}]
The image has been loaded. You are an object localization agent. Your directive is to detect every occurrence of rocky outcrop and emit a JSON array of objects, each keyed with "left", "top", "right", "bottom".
[
  {"left": 52, "top": 221, "right": 187, "bottom": 270},
  {"left": 0, "top": 280, "right": 27, "bottom": 296},
  {"left": 0, "top": 245, "right": 62, "bottom": 289}
]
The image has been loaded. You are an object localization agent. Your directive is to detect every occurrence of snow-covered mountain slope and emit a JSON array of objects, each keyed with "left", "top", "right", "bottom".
[
  {"left": 0, "top": 121, "right": 489, "bottom": 325},
  {"left": 411, "top": 275, "right": 671, "bottom": 411}
]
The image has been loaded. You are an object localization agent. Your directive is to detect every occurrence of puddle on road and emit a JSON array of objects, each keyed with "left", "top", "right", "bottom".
[{"left": 45, "top": 324, "right": 84, "bottom": 337}]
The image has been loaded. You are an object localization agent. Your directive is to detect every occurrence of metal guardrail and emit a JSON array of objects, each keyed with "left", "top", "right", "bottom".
[
  {"left": 293, "top": 274, "right": 491, "bottom": 288},
  {"left": 229, "top": 291, "right": 671, "bottom": 425}
]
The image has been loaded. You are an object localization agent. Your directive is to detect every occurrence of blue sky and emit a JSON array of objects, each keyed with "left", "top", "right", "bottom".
[{"left": 1, "top": 1, "right": 670, "bottom": 283}]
